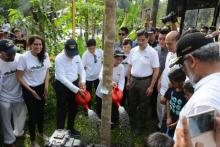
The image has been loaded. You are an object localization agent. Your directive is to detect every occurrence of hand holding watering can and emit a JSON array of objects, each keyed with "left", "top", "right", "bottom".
[{"left": 75, "top": 85, "right": 91, "bottom": 110}]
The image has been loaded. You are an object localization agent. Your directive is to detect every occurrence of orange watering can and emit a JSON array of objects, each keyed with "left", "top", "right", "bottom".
[
  {"left": 112, "top": 87, "right": 123, "bottom": 107},
  {"left": 75, "top": 89, "right": 91, "bottom": 110}
]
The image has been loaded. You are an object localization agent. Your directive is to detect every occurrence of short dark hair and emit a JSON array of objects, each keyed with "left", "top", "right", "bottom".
[
  {"left": 122, "top": 38, "right": 132, "bottom": 47},
  {"left": 144, "top": 132, "right": 174, "bottom": 147},
  {"left": 201, "top": 26, "right": 209, "bottom": 31},
  {"left": 120, "top": 27, "right": 129, "bottom": 35},
  {"left": 86, "top": 39, "right": 96, "bottom": 47},
  {"left": 136, "top": 29, "right": 148, "bottom": 38},
  {"left": 168, "top": 68, "right": 186, "bottom": 83},
  {"left": 160, "top": 28, "right": 170, "bottom": 35},
  {"left": 183, "top": 81, "right": 194, "bottom": 94}
]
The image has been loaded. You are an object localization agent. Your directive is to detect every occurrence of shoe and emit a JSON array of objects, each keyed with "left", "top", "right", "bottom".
[{"left": 70, "top": 129, "right": 81, "bottom": 137}]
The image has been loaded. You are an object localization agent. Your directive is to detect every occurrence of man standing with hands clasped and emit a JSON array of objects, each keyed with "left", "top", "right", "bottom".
[
  {"left": 127, "top": 29, "right": 160, "bottom": 135},
  {"left": 54, "top": 39, "right": 86, "bottom": 137}
]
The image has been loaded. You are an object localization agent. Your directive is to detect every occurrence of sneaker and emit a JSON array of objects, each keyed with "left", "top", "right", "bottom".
[{"left": 70, "top": 129, "right": 81, "bottom": 137}]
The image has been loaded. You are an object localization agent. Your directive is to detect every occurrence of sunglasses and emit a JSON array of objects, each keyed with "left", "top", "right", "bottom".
[{"left": 118, "top": 33, "right": 126, "bottom": 36}]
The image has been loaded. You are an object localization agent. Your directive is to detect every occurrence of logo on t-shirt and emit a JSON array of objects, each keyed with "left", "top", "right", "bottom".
[
  {"left": 3, "top": 70, "right": 16, "bottom": 77},
  {"left": 30, "top": 63, "right": 45, "bottom": 72}
]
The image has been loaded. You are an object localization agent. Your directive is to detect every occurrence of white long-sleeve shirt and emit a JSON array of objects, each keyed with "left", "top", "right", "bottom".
[
  {"left": 55, "top": 51, "right": 86, "bottom": 93},
  {"left": 82, "top": 48, "right": 103, "bottom": 81},
  {"left": 96, "top": 64, "right": 125, "bottom": 99}
]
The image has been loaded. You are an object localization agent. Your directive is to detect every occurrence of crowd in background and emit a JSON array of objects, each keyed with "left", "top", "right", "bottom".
[{"left": 1, "top": 18, "right": 220, "bottom": 147}]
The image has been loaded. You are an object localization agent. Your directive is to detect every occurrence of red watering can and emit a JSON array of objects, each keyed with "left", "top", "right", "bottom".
[
  {"left": 112, "top": 87, "right": 123, "bottom": 107},
  {"left": 75, "top": 89, "right": 91, "bottom": 110}
]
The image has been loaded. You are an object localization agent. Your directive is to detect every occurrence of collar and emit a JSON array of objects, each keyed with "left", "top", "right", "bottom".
[{"left": 194, "top": 72, "right": 220, "bottom": 91}]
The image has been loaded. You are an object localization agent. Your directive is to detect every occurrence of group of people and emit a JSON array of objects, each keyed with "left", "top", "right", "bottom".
[{"left": 1, "top": 20, "right": 220, "bottom": 147}]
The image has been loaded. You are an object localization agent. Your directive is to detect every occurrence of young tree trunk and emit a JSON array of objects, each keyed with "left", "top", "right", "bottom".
[
  {"left": 151, "top": 0, "right": 160, "bottom": 27},
  {"left": 100, "top": 0, "right": 116, "bottom": 146}
]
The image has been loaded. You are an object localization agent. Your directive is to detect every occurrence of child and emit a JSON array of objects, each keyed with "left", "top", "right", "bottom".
[
  {"left": 162, "top": 67, "right": 187, "bottom": 137},
  {"left": 121, "top": 38, "right": 132, "bottom": 107},
  {"left": 82, "top": 39, "right": 103, "bottom": 107},
  {"left": 183, "top": 81, "right": 194, "bottom": 100},
  {"left": 96, "top": 50, "right": 125, "bottom": 126}
]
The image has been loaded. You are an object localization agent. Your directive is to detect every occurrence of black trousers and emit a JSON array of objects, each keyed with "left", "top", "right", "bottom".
[
  {"left": 86, "top": 79, "right": 99, "bottom": 107},
  {"left": 96, "top": 96, "right": 119, "bottom": 124},
  {"left": 54, "top": 80, "right": 78, "bottom": 132},
  {"left": 22, "top": 84, "right": 45, "bottom": 141}
]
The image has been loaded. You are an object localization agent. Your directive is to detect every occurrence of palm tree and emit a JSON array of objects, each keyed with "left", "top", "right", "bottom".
[{"left": 100, "top": 0, "right": 116, "bottom": 146}]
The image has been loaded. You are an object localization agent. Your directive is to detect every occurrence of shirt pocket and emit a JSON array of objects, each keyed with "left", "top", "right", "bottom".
[{"left": 140, "top": 55, "right": 151, "bottom": 65}]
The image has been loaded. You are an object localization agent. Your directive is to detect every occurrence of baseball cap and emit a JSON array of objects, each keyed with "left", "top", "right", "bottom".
[
  {"left": 114, "top": 50, "right": 126, "bottom": 59},
  {"left": 170, "top": 32, "right": 214, "bottom": 67},
  {"left": 64, "top": 39, "right": 78, "bottom": 57},
  {"left": 0, "top": 39, "right": 17, "bottom": 54}
]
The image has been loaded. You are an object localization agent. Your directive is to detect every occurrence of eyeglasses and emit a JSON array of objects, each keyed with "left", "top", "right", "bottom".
[
  {"left": 93, "top": 54, "right": 97, "bottom": 63},
  {"left": 118, "top": 33, "right": 126, "bottom": 36}
]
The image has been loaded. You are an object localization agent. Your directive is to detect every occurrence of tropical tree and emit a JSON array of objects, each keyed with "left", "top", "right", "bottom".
[{"left": 100, "top": 0, "right": 116, "bottom": 146}]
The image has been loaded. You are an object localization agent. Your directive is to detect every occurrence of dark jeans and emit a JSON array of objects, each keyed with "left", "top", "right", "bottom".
[
  {"left": 54, "top": 80, "right": 78, "bottom": 132},
  {"left": 96, "top": 96, "right": 119, "bottom": 124},
  {"left": 128, "top": 76, "right": 152, "bottom": 131},
  {"left": 86, "top": 79, "right": 99, "bottom": 108},
  {"left": 22, "top": 84, "right": 45, "bottom": 141}
]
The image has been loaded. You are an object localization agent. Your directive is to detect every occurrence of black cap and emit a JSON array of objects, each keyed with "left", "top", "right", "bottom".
[
  {"left": 64, "top": 39, "right": 78, "bottom": 57},
  {"left": 170, "top": 32, "right": 214, "bottom": 67},
  {"left": 114, "top": 50, "right": 126, "bottom": 59},
  {"left": 0, "top": 39, "right": 17, "bottom": 54}
]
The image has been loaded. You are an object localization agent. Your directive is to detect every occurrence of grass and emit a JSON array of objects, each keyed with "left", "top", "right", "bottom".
[{"left": 0, "top": 84, "right": 157, "bottom": 147}]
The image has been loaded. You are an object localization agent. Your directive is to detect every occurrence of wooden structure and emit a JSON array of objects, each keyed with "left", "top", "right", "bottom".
[{"left": 166, "top": 0, "right": 220, "bottom": 32}]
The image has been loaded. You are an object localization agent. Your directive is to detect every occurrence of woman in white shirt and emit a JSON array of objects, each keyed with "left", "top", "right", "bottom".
[{"left": 16, "top": 35, "right": 50, "bottom": 147}]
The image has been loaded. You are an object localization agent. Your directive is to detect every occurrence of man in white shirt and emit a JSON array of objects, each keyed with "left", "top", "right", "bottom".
[
  {"left": 0, "top": 39, "right": 26, "bottom": 147},
  {"left": 127, "top": 29, "right": 160, "bottom": 135},
  {"left": 170, "top": 32, "right": 220, "bottom": 139},
  {"left": 157, "top": 31, "right": 179, "bottom": 131},
  {"left": 82, "top": 39, "right": 103, "bottom": 107},
  {"left": 54, "top": 39, "right": 86, "bottom": 137}
]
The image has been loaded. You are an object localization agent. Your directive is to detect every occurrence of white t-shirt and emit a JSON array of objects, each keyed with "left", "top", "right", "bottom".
[
  {"left": 128, "top": 45, "right": 160, "bottom": 77},
  {"left": 0, "top": 54, "right": 23, "bottom": 102},
  {"left": 55, "top": 51, "right": 86, "bottom": 93},
  {"left": 82, "top": 48, "right": 103, "bottom": 81},
  {"left": 96, "top": 64, "right": 125, "bottom": 99},
  {"left": 17, "top": 51, "right": 50, "bottom": 87},
  {"left": 174, "top": 72, "right": 220, "bottom": 138},
  {"left": 160, "top": 52, "right": 177, "bottom": 96}
]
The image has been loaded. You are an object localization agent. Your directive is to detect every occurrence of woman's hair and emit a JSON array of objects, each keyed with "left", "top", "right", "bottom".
[{"left": 28, "top": 35, "right": 46, "bottom": 63}]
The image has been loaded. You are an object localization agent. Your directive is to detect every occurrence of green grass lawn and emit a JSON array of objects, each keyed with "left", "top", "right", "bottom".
[{"left": 1, "top": 85, "right": 157, "bottom": 147}]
